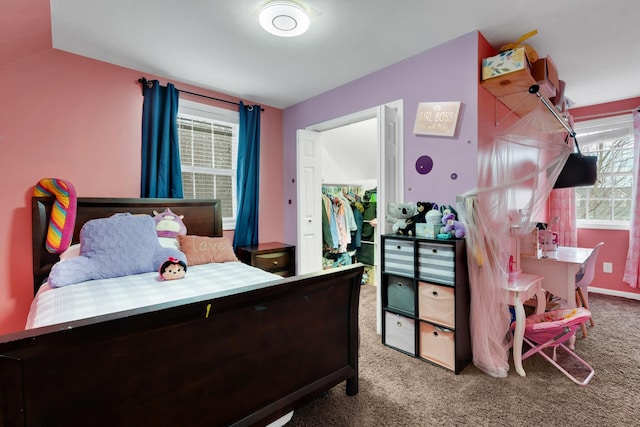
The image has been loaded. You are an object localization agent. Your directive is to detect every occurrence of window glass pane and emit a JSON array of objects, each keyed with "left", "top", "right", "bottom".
[
  {"left": 588, "top": 198, "right": 610, "bottom": 220},
  {"left": 574, "top": 114, "right": 634, "bottom": 224},
  {"left": 178, "top": 121, "right": 194, "bottom": 167},
  {"left": 590, "top": 182, "right": 609, "bottom": 199},
  {"left": 193, "top": 124, "right": 213, "bottom": 168},
  {"left": 176, "top": 101, "right": 238, "bottom": 226},
  {"left": 613, "top": 200, "right": 631, "bottom": 221},
  {"left": 213, "top": 125, "right": 233, "bottom": 169},
  {"left": 178, "top": 117, "right": 214, "bottom": 168},
  {"left": 576, "top": 199, "right": 587, "bottom": 218},
  {"left": 613, "top": 175, "right": 632, "bottom": 197},
  {"left": 193, "top": 173, "right": 214, "bottom": 198},
  {"left": 182, "top": 171, "right": 195, "bottom": 199},
  {"left": 215, "top": 175, "right": 233, "bottom": 218}
]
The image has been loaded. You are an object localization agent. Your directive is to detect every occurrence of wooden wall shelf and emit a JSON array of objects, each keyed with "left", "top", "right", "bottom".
[{"left": 481, "top": 69, "right": 567, "bottom": 132}]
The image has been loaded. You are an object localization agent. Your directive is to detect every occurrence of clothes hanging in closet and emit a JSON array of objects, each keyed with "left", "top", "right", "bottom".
[
  {"left": 321, "top": 191, "right": 356, "bottom": 252},
  {"left": 321, "top": 185, "right": 364, "bottom": 268},
  {"left": 357, "top": 187, "right": 377, "bottom": 266}
]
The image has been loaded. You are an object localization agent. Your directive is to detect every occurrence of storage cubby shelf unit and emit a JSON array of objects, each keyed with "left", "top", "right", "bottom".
[{"left": 381, "top": 234, "right": 472, "bottom": 374}]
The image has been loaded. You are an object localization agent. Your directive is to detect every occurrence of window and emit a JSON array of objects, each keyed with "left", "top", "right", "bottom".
[
  {"left": 574, "top": 114, "right": 634, "bottom": 228},
  {"left": 177, "top": 99, "right": 238, "bottom": 230}
]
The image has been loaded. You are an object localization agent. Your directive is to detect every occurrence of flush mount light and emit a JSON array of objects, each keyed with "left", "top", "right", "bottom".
[{"left": 259, "top": 1, "right": 310, "bottom": 37}]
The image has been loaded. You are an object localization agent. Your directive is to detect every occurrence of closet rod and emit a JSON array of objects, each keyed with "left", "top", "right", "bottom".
[
  {"left": 529, "top": 85, "right": 576, "bottom": 137},
  {"left": 322, "top": 183, "right": 363, "bottom": 188},
  {"left": 138, "top": 77, "right": 264, "bottom": 111}
]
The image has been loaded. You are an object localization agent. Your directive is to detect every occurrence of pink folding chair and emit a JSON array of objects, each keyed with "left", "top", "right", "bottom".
[{"left": 517, "top": 307, "right": 595, "bottom": 385}]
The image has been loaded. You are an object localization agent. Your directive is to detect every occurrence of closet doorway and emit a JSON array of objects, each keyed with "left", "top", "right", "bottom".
[{"left": 296, "top": 100, "right": 403, "bottom": 333}]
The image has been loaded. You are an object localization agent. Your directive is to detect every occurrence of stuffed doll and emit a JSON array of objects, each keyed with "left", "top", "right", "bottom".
[
  {"left": 159, "top": 257, "right": 187, "bottom": 280},
  {"left": 386, "top": 202, "right": 417, "bottom": 235},
  {"left": 153, "top": 208, "right": 187, "bottom": 249},
  {"left": 405, "top": 201, "right": 434, "bottom": 236},
  {"left": 441, "top": 207, "right": 465, "bottom": 239}
]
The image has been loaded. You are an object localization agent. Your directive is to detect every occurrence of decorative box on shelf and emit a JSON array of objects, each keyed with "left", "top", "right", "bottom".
[
  {"left": 481, "top": 47, "right": 530, "bottom": 81},
  {"left": 531, "top": 56, "right": 559, "bottom": 98},
  {"left": 415, "top": 223, "right": 441, "bottom": 238}
]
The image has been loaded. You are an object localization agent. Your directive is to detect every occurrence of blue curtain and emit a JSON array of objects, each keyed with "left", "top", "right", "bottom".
[
  {"left": 233, "top": 102, "right": 261, "bottom": 249},
  {"left": 140, "top": 79, "right": 183, "bottom": 198}
]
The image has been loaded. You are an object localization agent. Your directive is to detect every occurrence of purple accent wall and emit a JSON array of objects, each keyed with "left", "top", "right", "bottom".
[{"left": 282, "top": 31, "right": 481, "bottom": 244}]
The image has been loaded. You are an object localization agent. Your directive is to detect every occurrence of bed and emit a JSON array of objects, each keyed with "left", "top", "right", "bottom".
[{"left": 0, "top": 197, "right": 363, "bottom": 426}]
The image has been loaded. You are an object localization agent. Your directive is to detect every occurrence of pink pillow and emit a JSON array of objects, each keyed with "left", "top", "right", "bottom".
[
  {"left": 59, "top": 243, "right": 81, "bottom": 261},
  {"left": 177, "top": 235, "right": 238, "bottom": 266}
]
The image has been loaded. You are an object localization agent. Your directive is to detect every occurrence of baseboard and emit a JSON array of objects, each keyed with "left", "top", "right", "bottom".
[{"left": 589, "top": 286, "right": 640, "bottom": 301}]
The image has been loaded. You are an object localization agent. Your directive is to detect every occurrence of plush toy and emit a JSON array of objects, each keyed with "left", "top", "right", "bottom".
[
  {"left": 404, "top": 201, "right": 434, "bottom": 236},
  {"left": 33, "top": 178, "right": 77, "bottom": 254},
  {"left": 440, "top": 206, "right": 465, "bottom": 239},
  {"left": 386, "top": 202, "right": 416, "bottom": 235},
  {"left": 425, "top": 207, "right": 443, "bottom": 225},
  {"left": 153, "top": 208, "right": 187, "bottom": 248},
  {"left": 159, "top": 256, "right": 187, "bottom": 280}
]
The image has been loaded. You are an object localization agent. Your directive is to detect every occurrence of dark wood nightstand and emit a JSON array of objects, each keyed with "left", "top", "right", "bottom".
[{"left": 236, "top": 242, "right": 296, "bottom": 277}]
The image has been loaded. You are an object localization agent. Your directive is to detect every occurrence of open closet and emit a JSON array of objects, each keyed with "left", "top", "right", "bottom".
[
  {"left": 321, "top": 184, "right": 377, "bottom": 277},
  {"left": 296, "top": 101, "right": 402, "bottom": 334},
  {"left": 320, "top": 119, "right": 378, "bottom": 283}
]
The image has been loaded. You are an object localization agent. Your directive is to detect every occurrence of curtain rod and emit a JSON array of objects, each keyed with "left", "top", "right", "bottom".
[
  {"left": 528, "top": 85, "right": 576, "bottom": 137},
  {"left": 138, "top": 78, "right": 264, "bottom": 111},
  {"left": 572, "top": 107, "right": 640, "bottom": 121}
]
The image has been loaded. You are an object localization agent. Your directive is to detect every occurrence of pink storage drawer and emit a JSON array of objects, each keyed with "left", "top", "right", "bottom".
[
  {"left": 419, "top": 322, "right": 455, "bottom": 370},
  {"left": 384, "top": 312, "right": 415, "bottom": 355},
  {"left": 418, "top": 282, "right": 455, "bottom": 328}
]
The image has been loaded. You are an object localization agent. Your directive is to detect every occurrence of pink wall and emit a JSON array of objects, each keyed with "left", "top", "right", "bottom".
[
  {"left": 571, "top": 98, "right": 640, "bottom": 297},
  {"left": 477, "top": 29, "right": 640, "bottom": 299},
  {"left": 0, "top": 1, "right": 284, "bottom": 333},
  {"left": 0, "top": 0, "right": 51, "bottom": 66},
  {"left": 477, "top": 34, "right": 521, "bottom": 177}
]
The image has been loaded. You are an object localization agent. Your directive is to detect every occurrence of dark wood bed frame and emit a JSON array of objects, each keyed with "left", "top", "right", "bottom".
[{"left": 0, "top": 197, "right": 363, "bottom": 426}]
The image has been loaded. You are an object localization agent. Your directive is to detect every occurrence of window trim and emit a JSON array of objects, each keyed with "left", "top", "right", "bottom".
[
  {"left": 178, "top": 99, "right": 238, "bottom": 230},
  {"left": 574, "top": 113, "right": 634, "bottom": 228},
  {"left": 577, "top": 219, "right": 629, "bottom": 231}
]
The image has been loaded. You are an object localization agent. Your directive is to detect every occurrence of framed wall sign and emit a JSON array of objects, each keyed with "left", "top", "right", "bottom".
[{"left": 413, "top": 101, "right": 462, "bottom": 136}]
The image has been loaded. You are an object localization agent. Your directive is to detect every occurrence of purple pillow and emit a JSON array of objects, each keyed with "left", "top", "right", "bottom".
[{"left": 49, "top": 213, "right": 186, "bottom": 287}]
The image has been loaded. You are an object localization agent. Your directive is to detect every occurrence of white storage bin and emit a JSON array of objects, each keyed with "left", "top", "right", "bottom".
[{"left": 384, "top": 312, "right": 415, "bottom": 355}]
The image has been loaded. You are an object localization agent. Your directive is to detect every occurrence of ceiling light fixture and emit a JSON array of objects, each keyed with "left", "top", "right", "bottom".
[{"left": 259, "top": 1, "right": 310, "bottom": 38}]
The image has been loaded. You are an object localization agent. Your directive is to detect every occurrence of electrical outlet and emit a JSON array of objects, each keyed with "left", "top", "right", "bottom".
[{"left": 603, "top": 262, "right": 613, "bottom": 273}]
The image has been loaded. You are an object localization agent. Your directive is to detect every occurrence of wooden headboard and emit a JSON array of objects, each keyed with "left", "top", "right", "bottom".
[{"left": 31, "top": 197, "right": 222, "bottom": 295}]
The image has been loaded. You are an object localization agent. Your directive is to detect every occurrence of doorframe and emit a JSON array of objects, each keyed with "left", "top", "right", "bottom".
[{"left": 304, "top": 100, "right": 404, "bottom": 334}]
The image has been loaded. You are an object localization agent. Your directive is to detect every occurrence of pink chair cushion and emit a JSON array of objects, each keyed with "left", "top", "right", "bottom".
[{"left": 523, "top": 307, "right": 591, "bottom": 344}]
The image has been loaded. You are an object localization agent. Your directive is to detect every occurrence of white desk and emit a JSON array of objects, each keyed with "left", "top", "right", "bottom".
[
  {"left": 520, "top": 246, "right": 594, "bottom": 309},
  {"left": 505, "top": 273, "right": 545, "bottom": 377}
]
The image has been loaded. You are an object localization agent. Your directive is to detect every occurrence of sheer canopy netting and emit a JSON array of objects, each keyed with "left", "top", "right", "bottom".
[{"left": 458, "top": 107, "right": 571, "bottom": 377}]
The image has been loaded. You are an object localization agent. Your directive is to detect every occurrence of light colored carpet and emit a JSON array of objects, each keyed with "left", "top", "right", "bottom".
[{"left": 288, "top": 284, "right": 640, "bottom": 426}]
